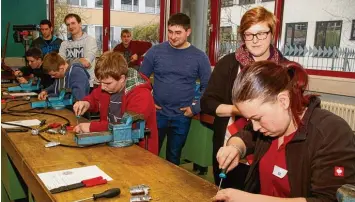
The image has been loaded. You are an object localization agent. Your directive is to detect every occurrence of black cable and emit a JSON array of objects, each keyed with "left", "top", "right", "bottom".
[
  {"left": 3, "top": 101, "right": 70, "bottom": 124},
  {"left": 2, "top": 99, "right": 105, "bottom": 148},
  {"left": 1, "top": 121, "right": 102, "bottom": 148}
]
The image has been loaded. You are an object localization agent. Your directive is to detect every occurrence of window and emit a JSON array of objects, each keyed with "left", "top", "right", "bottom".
[
  {"left": 145, "top": 0, "right": 159, "bottom": 13},
  {"left": 284, "top": 22, "right": 307, "bottom": 47},
  {"left": 82, "top": 25, "right": 88, "bottom": 33},
  {"left": 220, "top": 26, "right": 233, "bottom": 41},
  {"left": 121, "top": 0, "right": 139, "bottom": 12},
  {"left": 351, "top": 20, "right": 355, "bottom": 40},
  {"left": 239, "top": 0, "right": 255, "bottom": 5},
  {"left": 315, "top": 21, "right": 342, "bottom": 48},
  {"left": 67, "top": 0, "right": 87, "bottom": 7},
  {"left": 95, "top": 0, "right": 113, "bottom": 9},
  {"left": 95, "top": 26, "right": 103, "bottom": 53},
  {"left": 221, "top": 0, "right": 233, "bottom": 7}
]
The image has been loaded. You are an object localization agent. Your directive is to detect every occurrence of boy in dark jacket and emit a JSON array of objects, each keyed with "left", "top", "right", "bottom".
[
  {"left": 38, "top": 52, "right": 90, "bottom": 101},
  {"left": 31, "top": 19, "right": 62, "bottom": 55},
  {"left": 73, "top": 51, "right": 158, "bottom": 155},
  {"left": 13, "top": 47, "right": 54, "bottom": 89}
]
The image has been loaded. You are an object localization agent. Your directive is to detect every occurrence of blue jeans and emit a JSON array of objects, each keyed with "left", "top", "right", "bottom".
[{"left": 157, "top": 112, "right": 192, "bottom": 165}]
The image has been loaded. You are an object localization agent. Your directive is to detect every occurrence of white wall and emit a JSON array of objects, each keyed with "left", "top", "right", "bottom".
[
  {"left": 220, "top": 1, "right": 275, "bottom": 35},
  {"left": 220, "top": 0, "right": 355, "bottom": 48},
  {"left": 281, "top": 0, "right": 355, "bottom": 49}
]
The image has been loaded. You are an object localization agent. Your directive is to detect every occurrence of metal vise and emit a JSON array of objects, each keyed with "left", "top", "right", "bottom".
[
  {"left": 31, "top": 89, "right": 73, "bottom": 110},
  {"left": 337, "top": 184, "right": 355, "bottom": 202},
  {"left": 75, "top": 112, "right": 146, "bottom": 148},
  {"left": 7, "top": 78, "right": 41, "bottom": 92}
]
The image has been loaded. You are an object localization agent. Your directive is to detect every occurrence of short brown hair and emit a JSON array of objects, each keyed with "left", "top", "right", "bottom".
[
  {"left": 42, "top": 52, "right": 66, "bottom": 73},
  {"left": 26, "top": 47, "right": 43, "bottom": 60},
  {"left": 238, "top": 6, "right": 276, "bottom": 41},
  {"left": 168, "top": 13, "right": 191, "bottom": 30},
  {"left": 64, "top": 13, "right": 81, "bottom": 23},
  {"left": 95, "top": 51, "right": 128, "bottom": 81},
  {"left": 121, "top": 29, "right": 131, "bottom": 37}
]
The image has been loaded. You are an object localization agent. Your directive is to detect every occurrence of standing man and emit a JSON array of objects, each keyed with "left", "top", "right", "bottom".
[
  {"left": 31, "top": 19, "right": 62, "bottom": 55},
  {"left": 59, "top": 13, "right": 98, "bottom": 89},
  {"left": 113, "top": 29, "right": 152, "bottom": 70},
  {"left": 140, "top": 13, "right": 211, "bottom": 165}
]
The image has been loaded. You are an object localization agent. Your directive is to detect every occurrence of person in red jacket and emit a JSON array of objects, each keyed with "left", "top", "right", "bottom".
[
  {"left": 113, "top": 29, "right": 152, "bottom": 70},
  {"left": 73, "top": 51, "right": 158, "bottom": 155}
]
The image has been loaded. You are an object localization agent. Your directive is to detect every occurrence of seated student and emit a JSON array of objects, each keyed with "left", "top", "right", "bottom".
[
  {"left": 38, "top": 52, "right": 90, "bottom": 101},
  {"left": 213, "top": 61, "right": 355, "bottom": 202},
  {"left": 73, "top": 51, "right": 158, "bottom": 155},
  {"left": 13, "top": 47, "right": 54, "bottom": 89}
]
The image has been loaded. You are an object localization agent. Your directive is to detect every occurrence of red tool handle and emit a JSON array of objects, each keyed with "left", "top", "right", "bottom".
[
  {"left": 48, "top": 123, "right": 61, "bottom": 128},
  {"left": 85, "top": 179, "right": 107, "bottom": 187},
  {"left": 82, "top": 176, "right": 107, "bottom": 187},
  {"left": 82, "top": 176, "right": 103, "bottom": 184}
]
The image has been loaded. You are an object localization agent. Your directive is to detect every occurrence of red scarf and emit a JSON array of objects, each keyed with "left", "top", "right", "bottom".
[{"left": 235, "top": 44, "right": 282, "bottom": 68}]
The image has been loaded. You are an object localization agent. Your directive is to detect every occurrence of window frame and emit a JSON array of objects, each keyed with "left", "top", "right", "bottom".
[
  {"left": 284, "top": 22, "right": 308, "bottom": 48},
  {"left": 66, "top": 0, "right": 87, "bottom": 7},
  {"left": 350, "top": 20, "right": 355, "bottom": 40},
  {"left": 314, "top": 20, "right": 342, "bottom": 48},
  {"left": 121, "top": 0, "right": 139, "bottom": 12},
  {"left": 238, "top": 0, "right": 255, "bottom": 6},
  {"left": 95, "top": 0, "right": 113, "bottom": 9},
  {"left": 221, "top": 0, "right": 234, "bottom": 7}
]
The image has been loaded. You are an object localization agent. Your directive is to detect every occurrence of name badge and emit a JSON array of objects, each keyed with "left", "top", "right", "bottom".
[{"left": 272, "top": 165, "right": 288, "bottom": 178}]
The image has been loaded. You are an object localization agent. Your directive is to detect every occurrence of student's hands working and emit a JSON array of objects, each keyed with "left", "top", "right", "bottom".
[
  {"left": 38, "top": 91, "right": 48, "bottom": 100},
  {"left": 73, "top": 101, "right": 91, "bottom": 133}
]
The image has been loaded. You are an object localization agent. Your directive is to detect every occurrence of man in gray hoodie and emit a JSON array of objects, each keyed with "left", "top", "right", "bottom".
[
  {"left": 59, "top": 13, "right": 98, "bottom": 88},
  {"left": 38, "top": 52, "right": 90, "bottom": 101}
]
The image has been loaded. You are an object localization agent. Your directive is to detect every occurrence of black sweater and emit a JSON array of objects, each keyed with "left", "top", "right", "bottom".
[{"left": 201, "top": 53, "right": 241, "bottom": 150}]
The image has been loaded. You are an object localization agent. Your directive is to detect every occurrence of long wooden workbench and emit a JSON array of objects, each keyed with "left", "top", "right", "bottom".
[{"left": 1, "top": 100, "right": 217, "bottom": 202}]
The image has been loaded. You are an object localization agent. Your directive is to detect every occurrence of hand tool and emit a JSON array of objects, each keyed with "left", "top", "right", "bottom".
[
  {"left": 50, "top": 176, "right": 106, "bottom": 194},
  {"left": 218, "top": 169, "right": 227, "bottom": 192},
  {"left": 50, "top": 176, "right": 107, "bottom": 194},
  {"left": 72, "top": 188, "right": 121, "bottom": 202},
  {"left": 5, "top": 128, "right": 29, "bottom": 133},
  {"left": 76, "top": 115, "right": 80, "bottom": 125},
  {"left": 31, "top": 122, "right": 62, "bottom": 135}
]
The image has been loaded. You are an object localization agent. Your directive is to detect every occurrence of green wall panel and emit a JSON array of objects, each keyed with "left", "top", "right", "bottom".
[{"left": 1, "top": 0, "right": 46, "bottom": 57}]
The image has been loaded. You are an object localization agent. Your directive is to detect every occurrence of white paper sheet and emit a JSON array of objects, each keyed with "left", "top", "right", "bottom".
[
  {"left": 37, "top": 165, "right": 113, "bottom": 190},
  {"left": 1, "top": 119, "right": 41, "bottom": 129}
]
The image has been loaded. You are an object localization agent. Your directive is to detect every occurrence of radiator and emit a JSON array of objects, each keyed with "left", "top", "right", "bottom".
[{"left": 321, "top": 101, "right": 355, "bottom": 132}]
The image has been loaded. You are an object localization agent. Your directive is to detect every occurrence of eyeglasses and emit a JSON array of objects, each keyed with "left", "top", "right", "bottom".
[{"left": 243, "top": 31, "right": 271, "bottom": 41}]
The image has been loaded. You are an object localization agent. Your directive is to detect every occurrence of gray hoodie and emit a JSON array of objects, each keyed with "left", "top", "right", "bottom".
[{"left": 59, "top": 32, "right": 97, "bottom": 87}]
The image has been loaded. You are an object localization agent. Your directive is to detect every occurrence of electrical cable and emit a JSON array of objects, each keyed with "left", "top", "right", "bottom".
[{"left": 1, "top": 101, "right": 102, "bottom": 148}]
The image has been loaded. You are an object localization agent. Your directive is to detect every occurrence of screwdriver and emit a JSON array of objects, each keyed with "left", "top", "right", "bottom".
[
  {"left": 76, "top": 115, "right": 81, "bottom": 125},
  {"left": 73, "top": 188, "right": 121, "bottom": 202},
  {"left": 218, "top": 169, "right": 227, "bottom": 191}
]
